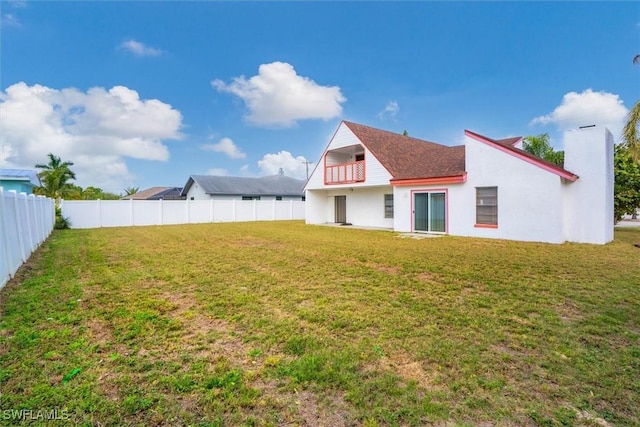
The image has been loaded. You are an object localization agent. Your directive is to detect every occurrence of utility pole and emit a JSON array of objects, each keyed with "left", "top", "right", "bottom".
[{"left": 302, "top": 160, "right": 313, "bottom": 180}]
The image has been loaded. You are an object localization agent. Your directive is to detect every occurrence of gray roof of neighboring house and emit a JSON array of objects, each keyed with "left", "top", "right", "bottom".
[
  {"left": 122, "top": 187, "right": 184, "bottom": 200},
  {"left": 182, "top": 174, "right": 306, "bottom": 197},
  {"left": 0, "top": 169, "right": 41, "bottom": 187}
]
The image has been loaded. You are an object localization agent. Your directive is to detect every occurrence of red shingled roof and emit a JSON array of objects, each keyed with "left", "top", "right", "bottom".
[
  {"left": 342, "top": 121, "right": 466, "bottom": 181},
  {"left": 122, "top": 187, "right": 181, "bottom": 200},
  {"left": 495, "top": 136, "right": 522, "bottom": 147}
]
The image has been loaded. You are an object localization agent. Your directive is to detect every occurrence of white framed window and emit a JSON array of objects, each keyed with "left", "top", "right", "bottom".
[
  {"left": 384, "top": 194, "right": 394, "bottom": 219},
  {"left": 476, "top": 187, "right": 497, "bottom": 226}
]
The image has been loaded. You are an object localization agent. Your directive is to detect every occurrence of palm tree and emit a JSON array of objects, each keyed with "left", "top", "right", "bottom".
[
  {"left": 522, "top": 133, "right": 564, "bottom": 166},
  {"left": 623, "top": 56, "right": 640, "bottom": 161},
  {"left": 523, "top": 133, "right": 552, "bottom": 158},
  {"left": 123, "top": 186, "right": 139, "bottom": 196},
  {"left": 35, "top": 153, "right": 77, "bottom": 199}
]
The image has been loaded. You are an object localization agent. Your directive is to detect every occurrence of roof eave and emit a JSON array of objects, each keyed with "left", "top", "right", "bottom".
[{"left": 390, "top": 173, "right": 467, "bottom": 187}]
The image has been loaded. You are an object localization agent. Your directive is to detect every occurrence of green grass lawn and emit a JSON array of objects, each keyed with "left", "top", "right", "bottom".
[{"left": 1, "top": 222, "right": 639, "bottom": 426}]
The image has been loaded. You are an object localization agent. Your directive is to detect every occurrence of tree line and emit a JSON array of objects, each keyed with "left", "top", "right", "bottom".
[{"left": 33, "top": 153, "right": 138, "bottom": 200}]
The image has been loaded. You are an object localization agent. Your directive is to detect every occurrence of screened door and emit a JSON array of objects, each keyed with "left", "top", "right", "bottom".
[
  {"left": 335, "top": 195, "right": 347, "bottom": 223},
  {"left": 414, "top": 193, "right": 429, "bottom": 231},
  {"left": 414, "top": 192, "right": 446, "bottom": 233}
]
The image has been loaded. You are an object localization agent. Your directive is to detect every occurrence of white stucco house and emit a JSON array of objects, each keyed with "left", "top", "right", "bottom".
[
  {"left": 181, "top": 174, "right": 306, "bottom": 201},
  {"left": 304, "top": 121, "right": 614, "bottom": 244}
]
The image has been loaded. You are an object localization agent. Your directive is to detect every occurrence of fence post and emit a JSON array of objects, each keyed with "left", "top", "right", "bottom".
[
  {"left": 0, "top": 189, "right": 14, "bottom": 285},
  {"left": 49, "top": 198, "right": 55, "bottom": 231},
  {"left": 34, "top": 195, "right": 43, "bottom": 244},
  {"left": 130, "top": 199, "right": 134, "bottom": 226},
  {"left": 10, "top": 191, "right": 28, "bottom": 263},
  {"left": 23, "top": 194, "right": 36, "bottom": 255},
  {"left": 159, "top": 199, "right": 163, "bottom": 225},
  {"left": 210, "top": 199, "right": 214, "bottom": 222},
  {"left": 97, "top": 199, "right": 102, "bottom": 228},
  {"left": 232, "top": 199, "right": 236, "bottom": 222},
  {"left": 186, "top": 198, "right": 190, "bottom": 224}
]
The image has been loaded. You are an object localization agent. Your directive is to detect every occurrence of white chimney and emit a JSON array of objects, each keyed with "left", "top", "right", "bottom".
[{"left": 563, "top": 126, "right": 614, "bottom": 244}]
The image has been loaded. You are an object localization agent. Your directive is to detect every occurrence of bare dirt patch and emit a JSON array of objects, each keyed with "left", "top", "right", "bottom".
[
  {"left": 557, "top": 299, "right": 585, "bottom": 323},
  {"left": 231, "top": 238, "right": 286, "bottom": 250},
  {"left": 368, "top": 350, "right": 442, "bottom": 391},
  {"left": 365, "top": 261, "right": 401, "bottom": 275},
  {"left": 574, "top": 409, "right": 613, "bottom": 427},
  {"left": 296, "top": 390, "right": 352, "bottom": 427},
  {"left": 418, "top": 271, "right": 438, "bottom": 283}
]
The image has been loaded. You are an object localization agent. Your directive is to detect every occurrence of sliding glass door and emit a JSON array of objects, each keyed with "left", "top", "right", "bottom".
[{"left": 414, "top": 192, "right": 446, "bottom": 233}]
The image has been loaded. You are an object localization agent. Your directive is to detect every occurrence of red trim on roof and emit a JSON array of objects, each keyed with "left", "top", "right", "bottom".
[
  {"left": 464, "top": 130, "right": 578, "bottom": 182},
  {"left": 391, "top": 173, "right": 467, "bottom": 186}
]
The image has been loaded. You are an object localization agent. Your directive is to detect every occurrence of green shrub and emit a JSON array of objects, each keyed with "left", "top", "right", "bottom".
[{"left": 54, "top": 205, "right": 71, "bottom": 229}]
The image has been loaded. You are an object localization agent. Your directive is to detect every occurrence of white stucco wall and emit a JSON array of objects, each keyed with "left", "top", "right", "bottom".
[
  {"left": 184, "top": 182, "right": 209, "bottom": 200},
  {"left": 562, "top": 126, "right": 614, "bottom": 244},
  {"left": 305, "top": 190, "right": 327, "bottom": 224},
  {"left": 306, "top": 186, "right": 394, "bottom": 228},
  {"left": 393, "top": 136, "right": 567, "bottom": 243},
  {"left": 462, "top": 135, "right": 566, "bottom": 243}
]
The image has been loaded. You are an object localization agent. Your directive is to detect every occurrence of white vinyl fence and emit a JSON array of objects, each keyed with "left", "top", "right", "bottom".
[
  {"left": 0, "top": 188, "right": 55, "bottom": 289},
  {"left": 60, "top": 199, "right": 305, "bottom": 229}
]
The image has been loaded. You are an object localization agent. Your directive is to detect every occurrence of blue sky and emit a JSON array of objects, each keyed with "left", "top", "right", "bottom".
[{"left": 1, "top": 1, "right": 638, "bottom": 193}]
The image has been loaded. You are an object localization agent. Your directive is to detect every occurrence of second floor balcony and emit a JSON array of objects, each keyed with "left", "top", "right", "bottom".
[{"left": 324, "top": 160, "right": 365, "bottom": 185}]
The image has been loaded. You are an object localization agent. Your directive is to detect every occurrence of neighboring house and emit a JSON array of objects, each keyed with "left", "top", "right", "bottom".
[
  {"left": 0, "top": 169, "right": 41, "bottom": 195},
  {"left": 181, "top": 174, "right": 306, "bottom": 201},
  {"left": 122, "top": 187, "right": 184, "bottom": 200},
  {"left": 305, "top": 121, "right": 613, "bottom": 244}
]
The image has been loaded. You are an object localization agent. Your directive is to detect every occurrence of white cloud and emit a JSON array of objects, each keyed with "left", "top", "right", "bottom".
[
  {"left": 206, "top": 168, "right": 229, "bottom": 176},
  {"left": 257, "top": 151, "right": 310, "bottom": 179},
  {"left": 378, "top": 101, "right": 399, "bottom": 121},
  {"left": 2, "top": 0, "right": 26, "bottom": 27},
  {"left": 212, "top": 61, "right": 346, "bottom": 127},
  {"left": 1, "top": 13, "right": 21, "bottom": 27},
  {"left": 201, "top": 137, "right": 246, "bottom": 159},
  {"left": 0, "top": 82, "right": 183, "bottom": 192},
  {"left": 119, "top": 39, "right": 163, "bottom": 57},
  {"left": 530, "top": 89, "right": 628, "bottom": 139},
  {"left": 7, "top": 0, "right": 27, "bottom": 8}
]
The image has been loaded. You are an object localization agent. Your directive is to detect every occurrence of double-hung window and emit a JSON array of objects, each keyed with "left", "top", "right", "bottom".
[
  {"left": 384, "top": 194, "right": 394, "bottom": 218},
  {"left": 476, "top": 187, "right": 498, "bottom": 227}
]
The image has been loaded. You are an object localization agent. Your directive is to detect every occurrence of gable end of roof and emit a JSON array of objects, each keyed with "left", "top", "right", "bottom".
[{"left": 464, "top": 130, "right": 578, "bottom": 182}]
